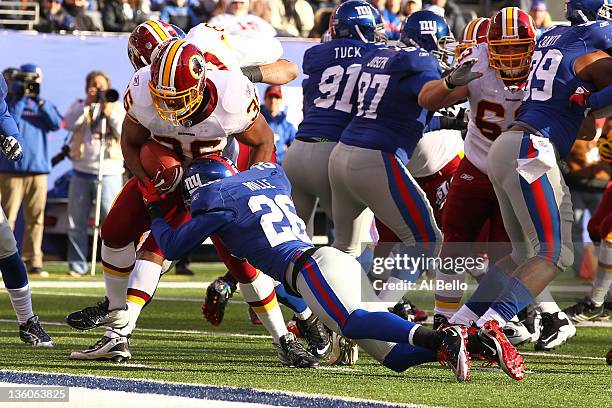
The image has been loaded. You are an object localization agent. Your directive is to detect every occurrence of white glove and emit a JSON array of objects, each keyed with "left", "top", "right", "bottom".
[
  {"left": 444, "top": 58, "right": 482, "bottom": 90},
  {"left": 0, "top": 135, "right": 23, "bottom": 161}
]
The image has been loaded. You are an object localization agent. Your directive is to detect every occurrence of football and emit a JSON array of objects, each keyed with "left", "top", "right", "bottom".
[{"left": 139, "top": 140, "right": 183, "bottom": 192}]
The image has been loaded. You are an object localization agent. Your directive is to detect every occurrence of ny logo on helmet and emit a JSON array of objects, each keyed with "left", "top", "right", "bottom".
[
  {"left": 355, "top": 5, "right": 372, "bottom": 16},
  {"left": 419, "top": 20, "right": 437, "bottom": 34}
]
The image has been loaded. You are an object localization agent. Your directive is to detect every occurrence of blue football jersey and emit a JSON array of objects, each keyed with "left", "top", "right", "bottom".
[
  {"left": 190, "top": 163, "right": 313, "bottom": 281},
  {"left": 339, "top": 46, "right": 440, "bottom": 162},
  {"left": 296, "top": 38, "right": 384, "bottom": 141},
  {"left": 517, "top": 21, "right": 612, "bottom": 157}
]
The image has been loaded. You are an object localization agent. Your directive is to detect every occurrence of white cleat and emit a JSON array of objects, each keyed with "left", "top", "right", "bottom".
[
  {"left": 503, "top": 317, "right": 532, "bottom": 346},
  {"left": 535, "top": 311, "right": 576, "bottom": 351},
  {"left": 70, "top": 334, "right": 131, "bottom": 362}
]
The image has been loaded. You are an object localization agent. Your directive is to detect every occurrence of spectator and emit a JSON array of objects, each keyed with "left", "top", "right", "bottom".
[
  {"left": 308, "top": 7, "right": 333, "bottom": 39},
  {"left": 529, "top": 0, "right": 552, "bottom": 39},
  {"left": 36, "top": 0, "right": 81, "bottom": 32},
  {"left": 425, "top": 0, "right": 464, "bottom": 39},
  {"left": 160, "top": 0, "right": 200, "bottom": 32},
  {"left": 209, "top": 0, "right": 276, "bottom": 36},
  {"left": 401, "top": 0, "right": 421, "bottom": 18},
  {"left": 260, "top": 85, "right": 295, "bottom": 165},
  {"left": 63, "top": 71, "right": 125, "bottom": 277},
  {"left": 102, "top": 0, "right": 138, "bottom": 32},
  {"left": 370, "top": 0, "right": 398, "bottom": 40},
  {"left": 382, "top": 0, "right": 402, "bottom": 38},
  {"left": 0, "top": 64, "right": 62, "bottom": 277},
  {"left": 265, "top": 0, "right": 314, "bottom": 37},
  {"left": 62, "top": 0, "right": 98, "bottom": 30},
  {"left": 563, "top": 138, "right": 611, "bottom": 275}
]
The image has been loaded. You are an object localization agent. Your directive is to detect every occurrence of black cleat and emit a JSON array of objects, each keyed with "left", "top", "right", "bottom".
[
  {"left": 390, "top": 299, "right": 427, "bottom": 322},
  {"left": 275, "top": 333, "right": 319, "bottom": 368},
  {"left": 19, "top": 315, "right": 53, "bottom": 347},
  {"left": 517, "top": 304, "right": 540, "bottom": 342},
  {"left": 563, "top": 297, "right": 604, "bottom": 323},
  {"left": 535, "top": 312, "right": 576, "bottom": 350},
  {"left": 66, "top": 297, "right": 129, "bottom": 331},
  {"left": 201, "top": 275, "right": 237, "bottom": 326},
  {"left": 70, "top": 334, "right": 131, "bottom": 362},
  {"left": 436, "top": 325, "right": 470, "bottom": 382},
  {"left": 294, "top": 314, "right": 331, "bottom": 359}
]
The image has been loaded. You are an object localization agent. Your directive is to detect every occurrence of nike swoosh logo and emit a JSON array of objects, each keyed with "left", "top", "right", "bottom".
[
  {"left": 449, "top": 330, "right": 459, "bottom": 337},
  {"left": 316, "top": 344, "right": 330, "bottom": 355}
]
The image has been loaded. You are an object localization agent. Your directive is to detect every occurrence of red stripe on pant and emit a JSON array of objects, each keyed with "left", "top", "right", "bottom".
[{"left": 210, "top": 234, "right": 258, "bottom": 283}]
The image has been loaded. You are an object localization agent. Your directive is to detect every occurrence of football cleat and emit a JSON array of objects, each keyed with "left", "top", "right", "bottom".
[
  {"left": 70, "top": 334, "right": 131, "bottom": 362},
  {"left": 607, "top": 348, "right": 612, "bottom": 365},
  {"left": 274, "top": 333, "right": 319, "bottom": 368},
  {"left": 563, "top": 297, "right": 604, "bottom": 322},
  {"left": 201, "top": 275, "right": 237, "bottom": 326},
  {"left": 535, "top": 311, "right": 576, "bottom": 351},
  {"left": 328, "top": 332, "right": 359, "bottom": 366},
  {"left": 66, "top": 297, "right": 129, "bottom": 331},
  {"left": 294, "top": 314, "right": 331, "bottom": 359},
  {"left": 518, "top": 304, "right": 541, "bottom": 343},
  {"left": 433, "top": 313, "right": 450, "bottom": 330},
  {"left": 436, "top": 325, "right": 470, "bottom": 382},
  {"left": 19, "top": 316, "right": 53, "bottom": 347},
  {"left": 477, "top": 320, "right": 525, "bottom": 380},
  {"left": 247, "top": 307, "right": 262, "bottom": 325},
  {"left": 602, "top": 301, "right": 612, "bottom": 320},
  {"left": 391, "top": 299, "right": 428, "bottom": 322},
  {"left": 503, "top": 317, "right": 532, "bottom": 346}
]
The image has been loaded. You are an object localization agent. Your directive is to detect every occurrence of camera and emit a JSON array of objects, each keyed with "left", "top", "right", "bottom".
[
  {"left": 13, "top": 71, "right": 40, "bottom": 99},
  {"left": 95, "top": 88, "right": 119, "bottom": 103}
]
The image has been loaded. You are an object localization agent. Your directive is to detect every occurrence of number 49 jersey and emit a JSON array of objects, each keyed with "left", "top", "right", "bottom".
[
  {"left": 189, "top": 163, "right": 312, "bottom": 281},
  {"left": 296, "top": 38, "right": 384, "bottom": 141},
  {"left": 517, "top": 21, "right": 612, "bottom": 157},
  {"left": 464, "top": 43, "right": 524, "bottom": 175},
  {"left": 125, "top": 66, "right": 260, "bottom": 161}
]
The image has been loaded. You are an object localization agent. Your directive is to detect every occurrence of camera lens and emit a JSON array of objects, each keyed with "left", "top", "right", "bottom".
[{"left": 104, "top": 89, "right": 119, "bottom": 103}]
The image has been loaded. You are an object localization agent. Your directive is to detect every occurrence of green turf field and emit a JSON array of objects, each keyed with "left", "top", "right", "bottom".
[{"left": 0, "top": 262, "right": 610, "bottom": 408}]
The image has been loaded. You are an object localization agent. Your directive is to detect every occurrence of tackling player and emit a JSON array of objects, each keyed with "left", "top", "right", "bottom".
[
  {"left": 148, "top": 157, "right": 481, "bottom": 382},
  {"left": 67, "top": 39, "right": 317, "bottom": 368},
  {"left": 0, "top": 72, "right": 52, "bottom": 347},
  {"left": 420, "top": 0, "right": 612, "bottom": 355}
]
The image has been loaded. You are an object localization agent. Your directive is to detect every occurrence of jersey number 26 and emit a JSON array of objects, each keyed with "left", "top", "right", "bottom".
[{"left": 248, "top": 194, "right": 312, "bottom": 247}]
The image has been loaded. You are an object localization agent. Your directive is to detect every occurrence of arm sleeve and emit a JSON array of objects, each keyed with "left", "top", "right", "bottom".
[
  {"left": 38, "top": 100, "right": 63, "bottom": 131},
  {"left": 0, "top": 77, "right": 24, "bottom": 144},
  {"left": 150, "top": 210, "right": 235, "bottom": 260},
  {"left": 408, "top": 70, "right": 442, "bottom": 96},
  {"left": 230, "top": 35, "right": 283, "bottom": 67}
]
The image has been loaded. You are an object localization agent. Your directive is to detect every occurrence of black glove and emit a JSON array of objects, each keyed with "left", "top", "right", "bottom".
[{"left": 0, "top": 134, "right": 23, "bottom": 161}]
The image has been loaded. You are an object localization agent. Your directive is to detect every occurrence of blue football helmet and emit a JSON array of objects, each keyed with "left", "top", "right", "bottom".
[
  {"left": 330, "top": 0, "right": 387, "bottom": 43},
  {"left": 400, "top": 10, "right": 456, "bottom": 70},
  {"left": 183, "top": 155, "right": 238, "bottom": 206},
  {"left": 565, "top": 0, "right": 607, "bottom": 23}
]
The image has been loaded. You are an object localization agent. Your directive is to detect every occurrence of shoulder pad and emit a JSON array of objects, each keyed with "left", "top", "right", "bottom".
[
  {"left": 384, "top": 47, "right": 439, "bottom": 74},
  {"left": 129, "top": 66, "right": 152, "bottom": 108},
  {"left": 208, "top": 70, "right": 252, "bottom": 115}
]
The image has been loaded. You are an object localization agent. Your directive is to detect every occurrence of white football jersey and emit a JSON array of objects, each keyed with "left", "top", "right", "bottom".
[
  {"left": 125, "top": 66, "right": 260, "bottom": 161},
  {"left": 465, "top": 43, "right": 524, "bottom": 175},
  {"left": 406, "top": 129, "right": 464, "bottom": 178},
  {"left": 208, "top": 13, "right": 277, "bottom": 38},
  {"left": 185, "top": 23, "right": 283, "bottom": 71}
]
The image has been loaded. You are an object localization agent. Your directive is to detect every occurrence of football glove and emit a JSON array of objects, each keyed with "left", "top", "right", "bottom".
[
  {"left": 444, "top": 58, "right": 482, "bottom": 90},
  {"left": 201, "top": 275, "right": 237, "bottom": 326},
  {"left": 569, "top": 86, "right": 591, "bottom": 110},
  {"left": 0, "top": 134, "right": 23, "bottom": 161}
]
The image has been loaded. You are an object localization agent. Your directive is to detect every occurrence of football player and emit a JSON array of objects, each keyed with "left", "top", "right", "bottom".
[
  {"left": 67, "top": 40, "right": 317, "bottom": 368},
  {"left": 148, "top": 156, "right": 482, "bottom": 382},
  {"left": 564, "top": 123, "right": 612, "bottom": 321},
  {"left": 419, "top": 0, "right": 612, "bottom": 355},
  {"left": 0, "top": 72, "right": 52, "bottom": 347}
]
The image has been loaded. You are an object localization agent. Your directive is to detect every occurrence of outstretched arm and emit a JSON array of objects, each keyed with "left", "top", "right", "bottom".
[{"left": 150, "top": 210, "right": 235, "bottom": 260}]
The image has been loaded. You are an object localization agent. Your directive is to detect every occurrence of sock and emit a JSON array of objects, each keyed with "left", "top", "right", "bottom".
[
  {"left": 449, "top": 304, "right": 479, "bottom": 325},
  {"left": 273, "top": 282, "right": 310, "bottom": 316},
  {"left": 477, "top": 308, "right": 506, "bottom": 327},
  {"left": 341, "top": 308, "right": 421, "bottom": 345},
  {"left": 592, "top": 241, "right": 612, "bottom": 306},
  {"left": 433, "top": 269, "right": 465, "bottom": 319},
  {"left": 382, "top": 343, "right": 437, "bottom": 372},
  {"left": 534, "top": 287, "right": 561, "bottom": 314},
  {"left": 0, "top": 252, "right": 28, "bottom": 289},
  {"left": 465, "top": 263, "right": 512, "bottom": 316},
  {"left": 102, "top": 243, "right": 135, "bottom": 310},
  {"left": 121, "top": 260, "right": 163, "bottom": 335},
  {"left": 7, "top": 285, "right": 33, "bottom": 324},
  {"left": 240, "top": 272, "right": 287, "bottom": 343},
  {"left": 482, "top": 276, "right": 534, "bottom": 325}
]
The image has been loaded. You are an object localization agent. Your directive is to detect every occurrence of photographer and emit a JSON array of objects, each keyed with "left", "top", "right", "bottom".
[
  {"left": 0, "top": 64, "right": 62, "bottom": 277},
  {"left": 63, "top": 70, "right": 124, "bottom": 277}
]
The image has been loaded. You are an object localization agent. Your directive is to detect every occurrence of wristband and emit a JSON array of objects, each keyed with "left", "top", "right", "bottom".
[
  {"left": 241, "top": 65, "right": 264, "bottom": 83},
  {"left": 443, "top": 76, "right": 456, "bottom": 91}
]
